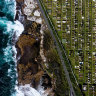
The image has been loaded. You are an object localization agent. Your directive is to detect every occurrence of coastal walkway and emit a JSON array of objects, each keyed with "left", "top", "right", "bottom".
[{"left": 36, "top": 0, "right": 77, "bottom": 96}]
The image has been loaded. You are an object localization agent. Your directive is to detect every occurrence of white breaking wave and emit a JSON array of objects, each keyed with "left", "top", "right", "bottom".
[
  {"left": 7, "top": 20, "right": 24, "bottom": 39},
  {"left": 37, "top": 79, "right": 51, "bottom": 96},
  {"left": 11, "top": 21, "right": 24, "bottom": 96},
  {"left": 3, "top": 46, "right": 12, "bottom": 62},
  {"left": 14, "top": 20, "right": 24, "bottom": 39},
  {"left": 12, "top": 84, "right": 41, "bottom": 96},
  {"left": 3, "top": 19, "right": 24, "bottom": 78},
  {"left": 38, "top": 83, "right": 48, "bottom": 96},
  {"left": 1, "top": 19, "right": 24, "bottom": 39}
]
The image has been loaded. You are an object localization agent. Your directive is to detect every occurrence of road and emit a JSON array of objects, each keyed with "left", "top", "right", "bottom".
[
  {"left": 36, "top": 0, "right": 77, "bottom": 96},
  {"left": 36, "top": 0, "right": 78, "bottom": 87}
]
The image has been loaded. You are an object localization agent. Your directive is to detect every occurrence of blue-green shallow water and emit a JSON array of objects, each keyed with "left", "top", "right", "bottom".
[{"left": 0, "top": 0, "right": 24, "bottom": 96}]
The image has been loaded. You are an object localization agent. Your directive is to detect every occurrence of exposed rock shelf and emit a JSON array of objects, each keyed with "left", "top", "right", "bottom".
[
  {"left": 15, "top": 0, "right": 54, "bottom": 96},
  {"left": 16, "top": 22, "right": 43, "bottom": 88}
]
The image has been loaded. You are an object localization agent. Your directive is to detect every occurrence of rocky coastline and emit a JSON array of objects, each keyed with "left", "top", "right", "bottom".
[
  {"left": 15, "top": 0, "right": 55, "bottom": 95},
  {"left": 14, "top": 0, "right": 69, "bottom": 96}
]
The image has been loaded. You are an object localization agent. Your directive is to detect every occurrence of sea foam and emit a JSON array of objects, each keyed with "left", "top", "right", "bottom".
[{"left": 13, "top": 84, "right": 41, "bottom": 96}]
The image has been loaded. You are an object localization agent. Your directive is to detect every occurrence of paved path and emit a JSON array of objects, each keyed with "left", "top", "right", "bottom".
[{"left": 36, "top": 0, "right": 77, "bottom": 96}]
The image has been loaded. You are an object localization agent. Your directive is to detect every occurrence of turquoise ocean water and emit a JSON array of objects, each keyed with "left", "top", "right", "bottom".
[{"left": 0, "top": 0, "right": 24, "bottom": 96}]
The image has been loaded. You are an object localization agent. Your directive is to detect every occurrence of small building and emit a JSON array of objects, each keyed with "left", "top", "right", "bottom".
[{"left": 83, "top": 85, "right": 87, "bottom": 91}]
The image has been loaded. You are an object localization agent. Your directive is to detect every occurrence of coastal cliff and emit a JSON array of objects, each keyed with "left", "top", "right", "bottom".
[
  {"left": 15, "top": 0, "right": 69, "bottom": 96},
  {"left": 15, "top": 0, "right": 55, "bottom": 95}
]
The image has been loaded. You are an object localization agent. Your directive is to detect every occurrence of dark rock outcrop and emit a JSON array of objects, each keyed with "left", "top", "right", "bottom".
[
  {"left": 15, "top": 1, "right": 54, "bottom": 95},
  {"left": 16, "top": 21, "right": 44, "bottom": 88}
]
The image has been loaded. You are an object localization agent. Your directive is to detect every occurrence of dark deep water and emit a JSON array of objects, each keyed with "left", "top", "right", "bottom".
[{"left": 0, "top": 0, "right": 24, "bottom": 96}]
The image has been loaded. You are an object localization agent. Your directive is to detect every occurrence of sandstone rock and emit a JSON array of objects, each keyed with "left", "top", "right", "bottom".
[
  {"left": 17, "top": 34, "right": 36, "bottom": 56},
  {"left": 16, "top": 21, "right": 44, "bottom": 88},
  {"left": 16, "top": 0, "right": 24, "bottom": 3},
  {"left": 34, "top": 71, "right": 44, "bottom": 83}
]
